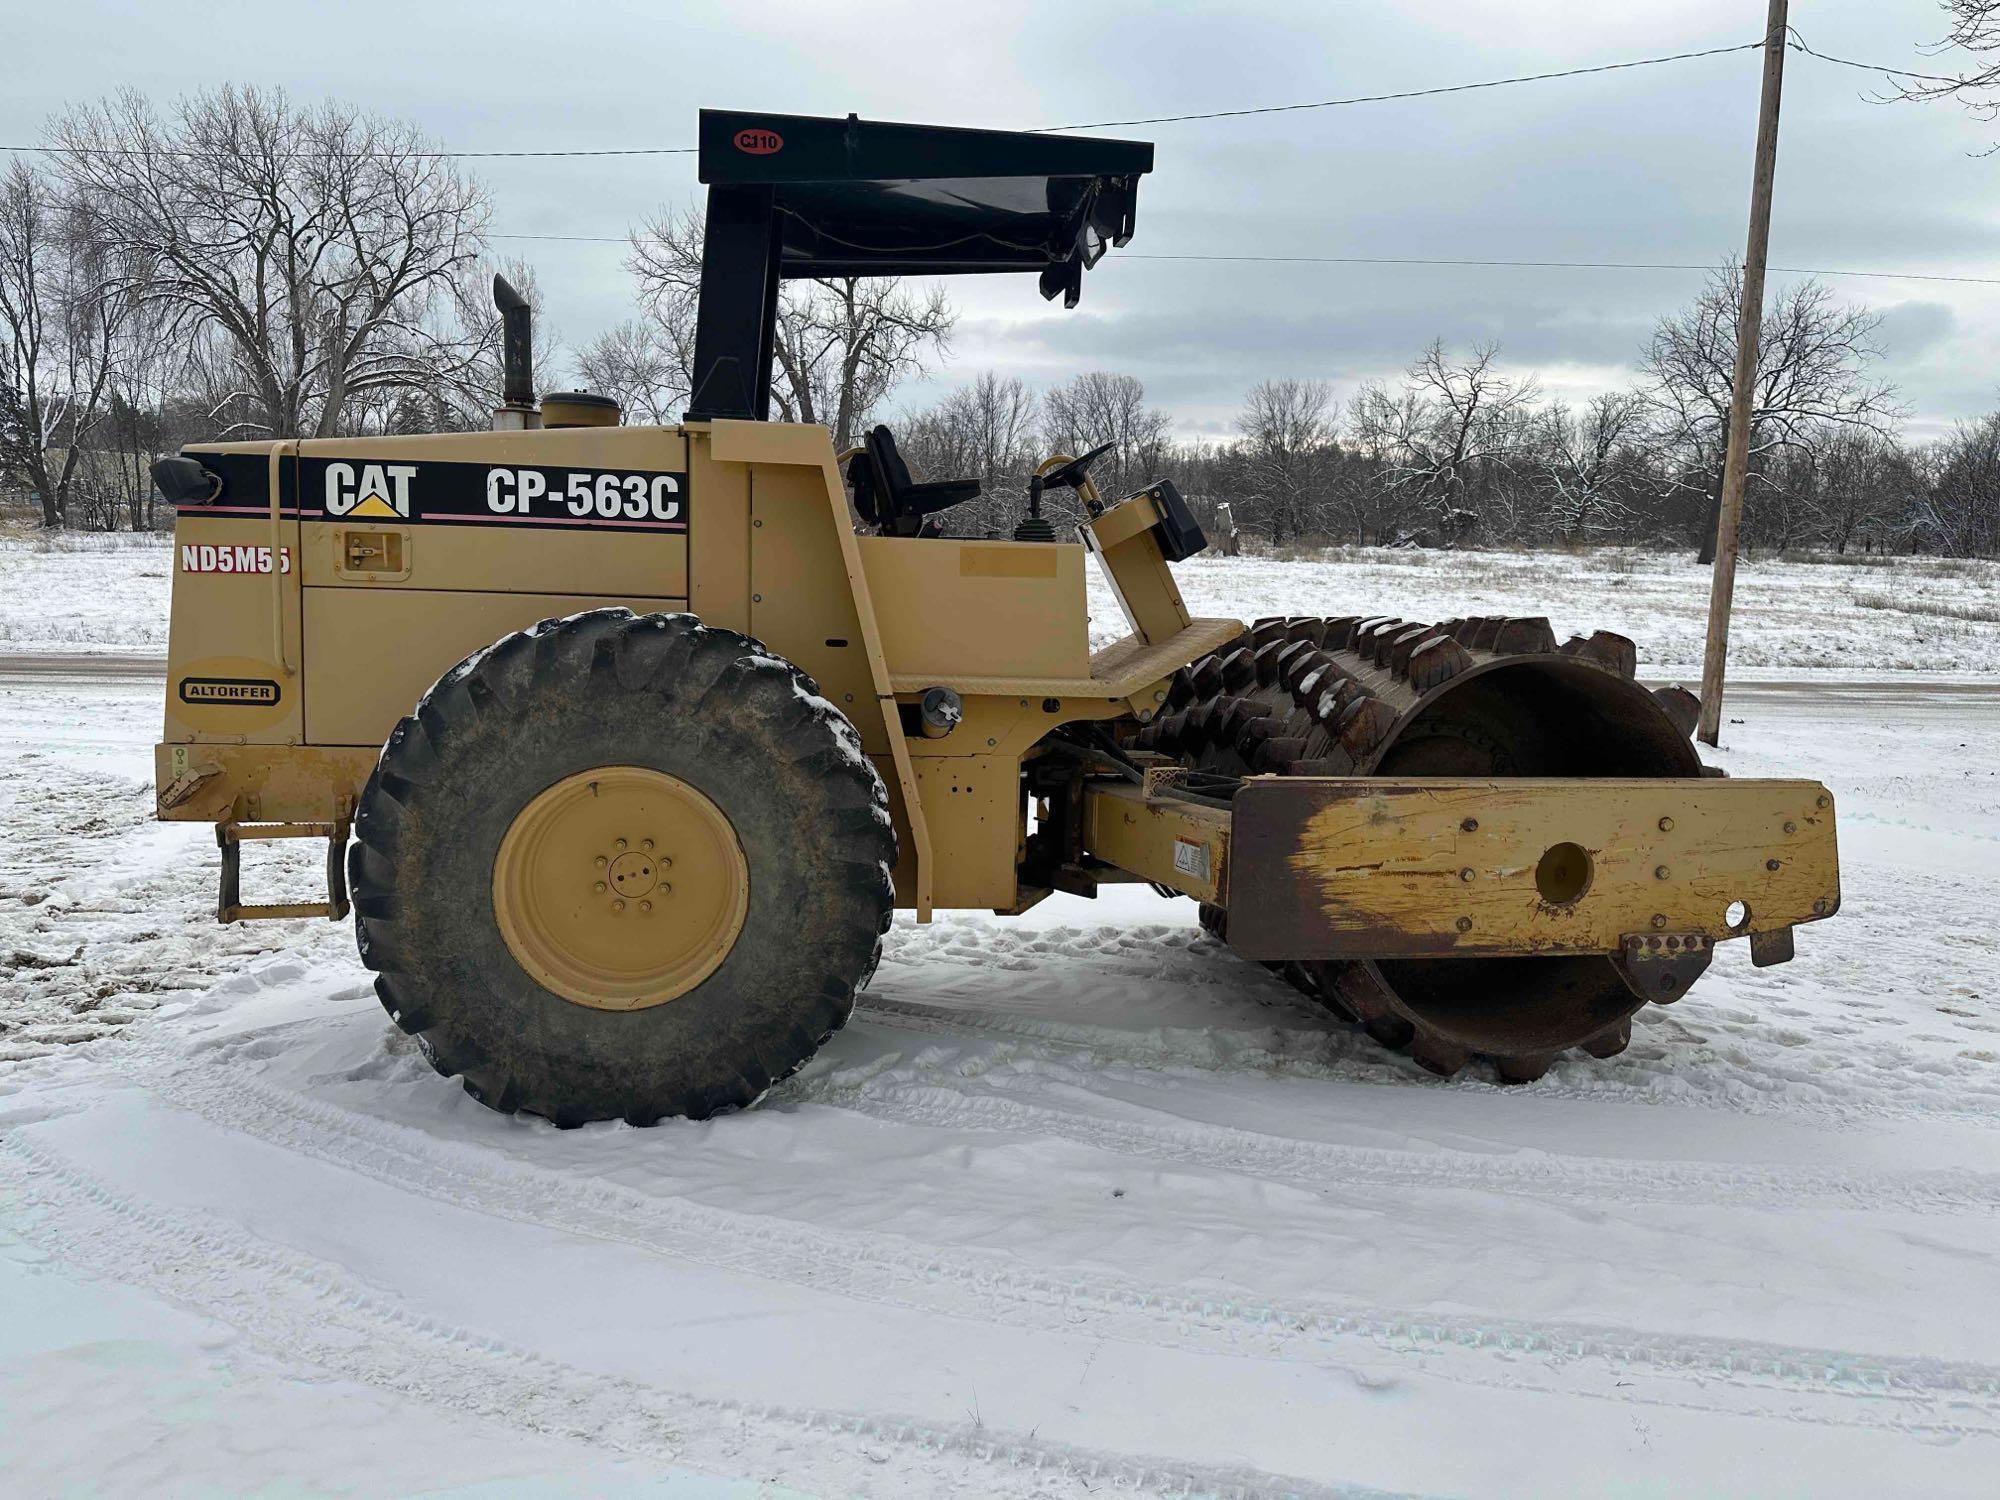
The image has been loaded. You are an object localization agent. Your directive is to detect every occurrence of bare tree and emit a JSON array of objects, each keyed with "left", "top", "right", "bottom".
[
  {"left": 949, "top": 372, "right": 1041, "bottom": 486},
  {"left": 98, "top": 293, "right": 183, "bottom": 528},
  {"left": 624, "top": 204, "right": 703, "bottom": 364},
  {"left": 575, "top": 319, "right": 688, "bottom": 425},
  {"left": 1894, "top": 3, "right": 2000, "bottom": 122},
  {"left": 1343, "top": 383, "right": 1424, "bottom": 544},
  {"left": 1533, "top": 391, "right": 1654, "bottom": 542},
  {"left": 1643, "top": 264, "right": 1901, "bottom": 560},
  {"left": 1351, "top": 340, "right": 1538, "bottom": 544},
  {"left": 772, "top": 276, "right": 953, "bottom": 450},
  {"left": 1235, "top": 377, "right": 1337, "bottom": 543},
  {"left": 1784, "top": 428, "right": 1919, "bottom": 554},
  {"left": 897, "top": 372, "right": 1041, "bottom": 534},
  {"left": 1040, "top": 371, "right": 1172, "bottom": 503},
  {"left": 1917, "top": 413, "right": 2000, "bottom": 556},
  {"left": 0, "top": 160, "right": 126, "bottom": 527},
  {"left": 626, "top": 202, "right": 952, "bottom": 451},
  {"left": 54, "top": 86, "right": 490, "bottom": 439}
]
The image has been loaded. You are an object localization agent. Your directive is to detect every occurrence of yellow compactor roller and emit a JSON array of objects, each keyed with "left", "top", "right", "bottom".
[{"left": 151, "top": 110, "right": 1840, "bottom": 1124}]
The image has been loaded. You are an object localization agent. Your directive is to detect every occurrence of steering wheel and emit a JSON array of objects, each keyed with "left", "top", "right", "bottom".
[{"left": 1038, "top": 440, "right": 1115, "bottom": 493}]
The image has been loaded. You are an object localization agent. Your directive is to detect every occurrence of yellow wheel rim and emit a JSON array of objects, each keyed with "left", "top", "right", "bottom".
[{"left": 493, "top": 767, "right": 750, "bottom": 1011}]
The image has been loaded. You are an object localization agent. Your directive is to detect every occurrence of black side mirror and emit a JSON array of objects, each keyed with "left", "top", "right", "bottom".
[{"left": 152, "top": 456, "right": 220, "bottom": 504}]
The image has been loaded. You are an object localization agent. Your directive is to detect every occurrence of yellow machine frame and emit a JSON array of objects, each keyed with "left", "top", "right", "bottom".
[
  {"left": 157, "top": 416, "right": 1839, "bottom": 972},
  {"left": 156, "top": 418, "right": 1238, "bottom": 924}
]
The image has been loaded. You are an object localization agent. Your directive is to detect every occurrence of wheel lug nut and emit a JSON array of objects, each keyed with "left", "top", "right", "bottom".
[
  {"left": 660, "top": 882, "right": 672, "bottom": 896},
  {"left": 595, "top": 855, "right": 608, "bottom": 868},
  {"left": 593, "top": 881, "right": 607, "bottom": 893},
  {"left": 612, "top": 899, "right": 625, "bottom": 913},
  {"left": 639, "top": 900, "right": 652, "bottom": 913},
  {"left": 641, "top": 838, "right": 654, "bottom": 851},
  {"left": 614, "top": 838, "right": 628, "bottom": 851}
]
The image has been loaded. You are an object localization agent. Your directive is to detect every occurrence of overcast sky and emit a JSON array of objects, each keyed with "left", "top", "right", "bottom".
[{"left": 10, "top": 0, "right": 1999, "bottom": 440}]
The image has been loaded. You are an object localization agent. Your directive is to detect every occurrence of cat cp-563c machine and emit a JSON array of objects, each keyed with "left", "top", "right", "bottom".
[{"left": 151, "top": 110, "right": 1840, "bottom": 1124}]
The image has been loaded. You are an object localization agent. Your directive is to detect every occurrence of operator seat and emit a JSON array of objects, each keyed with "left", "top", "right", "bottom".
[{"left": 848, "top": 425, "right": 981, "bottom": 537}]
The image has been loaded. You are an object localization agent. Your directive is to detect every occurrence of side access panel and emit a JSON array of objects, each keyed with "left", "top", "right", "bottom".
[
  {"left": 164, "top": 452, "right": 303, "bottom": 748},
  {"left": 300, "top": 589, "right": 688, "bottom": 746},
  {"left": 859, "top": 536, "right": 1092, "bottom": 683}
]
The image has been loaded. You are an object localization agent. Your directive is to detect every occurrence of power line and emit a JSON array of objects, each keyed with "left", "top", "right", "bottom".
[
  {"left": 0, "top": 36, "right": 1975, "bottom": 161},
  {"left": 0, "top": 141, "right": 695, "bottom": 161},
  {"left": 1125, "top": 253, "right": 2000, "bottom": 287},
  {"left": 1038, "top": 40, "right": 1764, "bottom": 130},
  {"left": 0, "top": 35, "right": 1776, "bottom": 161},
  {"left": 419, "top": 146, "right": 693, "bottom": 158},
  {"left": 1785, "top": 30, "right": 1969, "bottom": 87},
  {"left": 1046, "top": 35, "right": 1997, "bottom": 131},
  {"left": 485, "top": 232, "right": 2000, "bottom": 287}
]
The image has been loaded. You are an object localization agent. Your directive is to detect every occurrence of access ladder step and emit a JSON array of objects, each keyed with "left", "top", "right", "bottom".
[{"left": 217, "top": 820, "right": 352, "bottom": 923}]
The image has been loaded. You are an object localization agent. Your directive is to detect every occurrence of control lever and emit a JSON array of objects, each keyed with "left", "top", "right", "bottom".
[{"left": 1016, "top": 440, "right": 1116, "bottom": 542}]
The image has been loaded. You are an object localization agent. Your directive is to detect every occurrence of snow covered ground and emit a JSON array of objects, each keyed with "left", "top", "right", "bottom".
[
  {"left": 1146, "top": 546, "right": 2000, "bottom": 676},
  {"left": 3, "top": 538, "right": 1999, "bottom": 1495},
  {"left": 0, "top": 531, "right": 178, "bottom": 655},
  {"left": 5, "top": 529, "right": 1998, "bottom": 676}
]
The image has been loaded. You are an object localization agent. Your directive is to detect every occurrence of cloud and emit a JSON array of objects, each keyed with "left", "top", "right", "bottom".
[
  {"left": 962, "top": 291, "right": 1657, "bottom": 395},
  {"left": 6, "top": 0, "right": 1996, "bottom": 435},
  {"left": 1873, "top": 300, "right": 1955, "bottom": 356}
]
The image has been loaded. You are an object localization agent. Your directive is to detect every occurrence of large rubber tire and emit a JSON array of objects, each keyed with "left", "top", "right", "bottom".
[
  {"left": 1146, "top": 613, "right": 1705, "bottom": 1082},
  {"left": 348, "top": 609, "right": 895, "bottom": 1126}
]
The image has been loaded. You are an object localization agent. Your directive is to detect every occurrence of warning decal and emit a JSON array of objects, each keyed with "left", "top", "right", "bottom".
[{"left": 1172, "top": 837, "right": 1212, "bottom": 882}]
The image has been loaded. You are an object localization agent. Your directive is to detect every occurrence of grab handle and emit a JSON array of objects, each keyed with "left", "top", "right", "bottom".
[{"left": 267, "top": 442, "right": 297, "bottom": 677}]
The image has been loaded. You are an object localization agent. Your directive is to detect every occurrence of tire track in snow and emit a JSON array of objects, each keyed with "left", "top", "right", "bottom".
[
  {"left": 785, "top": 1059, "right": 2000, "bottom": 1216},
  {"left": 852, "top": 991, "right": 2000, "bottom": 1128},
  {"left": 123, "top": 1044, "right": 2000, "bottom": 1434},
  {"left": 0, "top": 1134, "right": 1397, "bottom": 1500}
]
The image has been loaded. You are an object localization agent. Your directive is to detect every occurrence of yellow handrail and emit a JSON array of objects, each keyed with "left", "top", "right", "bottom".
[{"left": 267, "top": 442, "right": 297, "bottom": 677}]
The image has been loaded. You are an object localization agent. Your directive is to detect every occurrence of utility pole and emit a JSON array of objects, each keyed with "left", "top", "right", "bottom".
[{"left": 1697, "top": 0, "right": 1789, "bottom": 747}]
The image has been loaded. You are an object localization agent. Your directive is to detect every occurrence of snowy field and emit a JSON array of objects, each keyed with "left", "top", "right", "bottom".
[
  {"left": 2, "top": 537, "right": 1999, "bottom": 1496},
  {"left": 4, "top": 528, "right": 1998, "bottom": 676},
  {"left": 1146, "top": 546, "right": 2000, "bottom": 676},
  {"left": 0, "top": 531, "right": 178, "bottom": 654}
]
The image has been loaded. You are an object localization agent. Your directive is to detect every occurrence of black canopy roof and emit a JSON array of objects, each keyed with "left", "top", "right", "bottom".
[
  {"left": 687, "top": 110, "right": 1153, "bottom": 422},
  {"left": 698, "top": 110, "right": 1150, "bottom": 277}
]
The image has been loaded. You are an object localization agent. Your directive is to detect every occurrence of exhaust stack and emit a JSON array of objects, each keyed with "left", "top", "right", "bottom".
[{"left": 492, "top": 274, "right": 539, "bottom": 431}]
